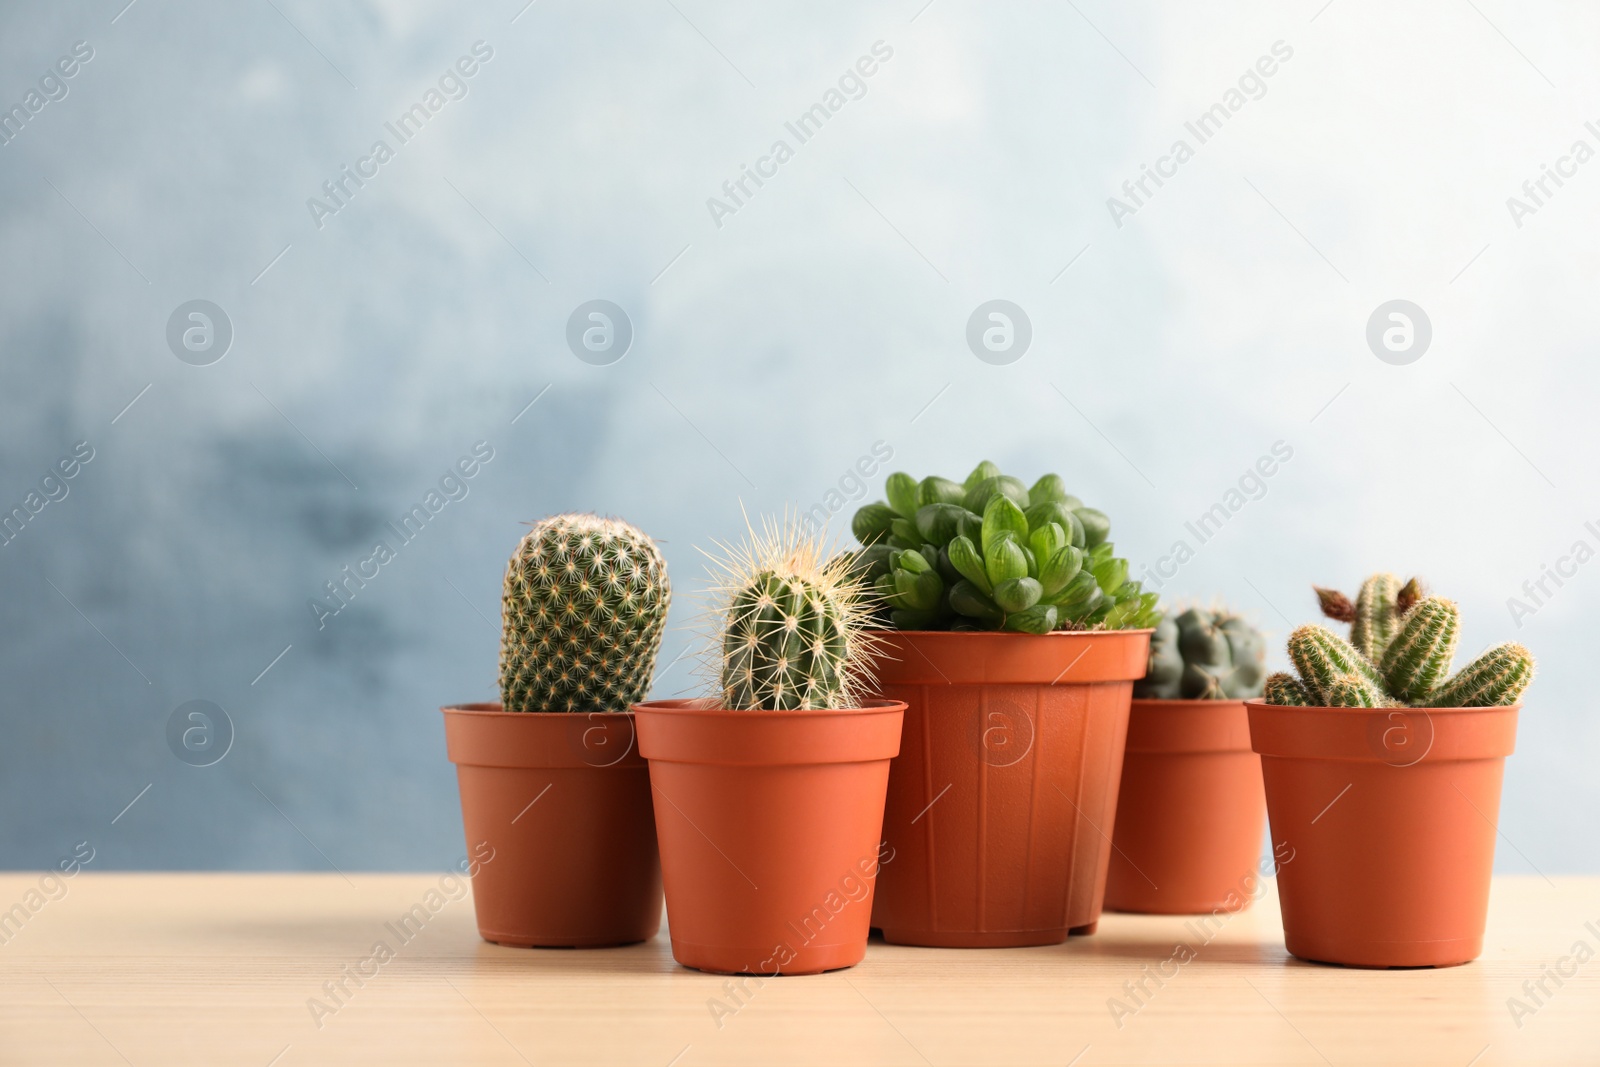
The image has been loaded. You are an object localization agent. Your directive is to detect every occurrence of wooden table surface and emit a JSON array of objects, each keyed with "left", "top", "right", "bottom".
[{"left": 0, "top": 874, "right": 1595, "bottom": 1066}]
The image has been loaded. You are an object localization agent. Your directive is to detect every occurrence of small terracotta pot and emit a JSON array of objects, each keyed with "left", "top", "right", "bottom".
[
  {"left": 867, "top": 629, "right": 1150, "bottom": 947},
  {"left": 1247, "top": 700, "right": 1519, "bottom": 968},
  {"left": 1105, "top": 699, "right": 1267, "bottom": 914},
  {"left": 633, "top": 698, "right": 904, "bottom": 976},
  {"left": 442, "top": 704, "right": 662, "bottom": 947}
]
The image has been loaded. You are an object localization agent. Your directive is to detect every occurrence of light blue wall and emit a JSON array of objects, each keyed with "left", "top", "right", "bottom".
[{"left": 2, "top": 1, "right": 1594, "bottom": 872}]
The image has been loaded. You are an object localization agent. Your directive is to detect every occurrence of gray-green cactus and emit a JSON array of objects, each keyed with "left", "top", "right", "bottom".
[
  {"left": 1136, "top": 607, "right": 1266, "bottom": 700},
  {"left": 708, "top": 517, "right": 879, "bottom": 711},
  {"left": 499, "top": 513, "right": 671, "bottom": 714},
  {"left": 850, "top": 462, "right": 1159, "bottom": 632},
  {"left": 1267, "top": 573, "right": 1535, "bottom": 708}
]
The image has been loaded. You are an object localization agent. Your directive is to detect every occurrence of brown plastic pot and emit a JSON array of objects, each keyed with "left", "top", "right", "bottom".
[
  {"left": 1105, "top": 699, "right": 1267, "bottom": 914},
  {"left": 633, "top": 698, "right": 904, "bottom": 976},
  {"left": 867, "top": 629, "right": 1151, "bottom": 947},
  {"left": 1247, "top": 700, "right": 1520, "bottom": 968},
  {"left": 442, "top": 704, "right": 662, "bottom": 947}
]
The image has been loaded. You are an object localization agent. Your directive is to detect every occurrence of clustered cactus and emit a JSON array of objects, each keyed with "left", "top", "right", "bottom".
[
  {"left": 499, "top": 513, "right": 671, "bottom": 713},
  {"left": 705, "top": 515, "right": 880, "bottom": 710},
  {"left": 1264, "top": 572, "right": 1534, "bottom": 708},
  {"left": 1135, "top": 607, "right": 1266, "bottom": 700},
  {"left": 848, "top": 462, "right": 1160, "bottom": 632}
]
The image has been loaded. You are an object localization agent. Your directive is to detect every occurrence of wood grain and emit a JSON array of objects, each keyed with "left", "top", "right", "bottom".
[{"left": 0, "top": 874, "right": 1594, "bottom": 1065}]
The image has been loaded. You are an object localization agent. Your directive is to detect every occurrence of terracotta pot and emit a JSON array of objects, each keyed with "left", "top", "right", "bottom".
[
  {"left": 867, "top": 629, "right": 1151, "bottom": 947},
  {"left": 1247, "top": 700, "right": 1519, "bottom": 968},
  {"left": 633, "top": 698, "right": 904, "bottom": 975},
  {"left": 441, "top": 704, "right": 662, "bottom": 947},
  {"left": 1105, "top": 699, "right": 1267, "bottom": 914}
]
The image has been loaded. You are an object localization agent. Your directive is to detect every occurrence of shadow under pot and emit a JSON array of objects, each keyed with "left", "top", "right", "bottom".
[
  {"left": 441, "top": 704, "right": 662, "bottom": 948},
  {"left": 1104, "top": 698, "right": 1268, "bottom": 915},
  {"left": 867, "top": 629, "right": 1151, "bottom": 947},
  {"left": 1246, "top": 700, "right": 1519, "bottom": 968},
  {"left": 633, "top": 698, "right": 905, "bottom": 976}
]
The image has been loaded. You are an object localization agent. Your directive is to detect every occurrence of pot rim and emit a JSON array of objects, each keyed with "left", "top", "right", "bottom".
[
  {"left": 1242, "top": 699, "right": 1524, "bottom": 714},
  {"left": 441, "top": 702, "right": 637, "bottom": 718},
  {"left": 632, "top": 697, "right": 907, "bottom": 717},
  {"left": 1130, "top": 697, "right": 1250, "bottom": 709},
  {"left": 866, "top": 627, "right": 1156, "bottom": 638}
]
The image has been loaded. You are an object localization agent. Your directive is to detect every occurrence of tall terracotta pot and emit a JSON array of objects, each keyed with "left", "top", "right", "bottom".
[
  {"left": 442, "top": 704, "right": 662, "bottom": 947},
  {"left": 1105, "top": 698, "right": 1267, "bottom": 914},
  {"left": 868, "top": 629, "right": 1151, "bottom": 947},
  {"left": 1247, "top": 700, "right": 1519, "bottom": 968},
  {"left": 633, "top": 698, "right": 904, "bottom": 975}
]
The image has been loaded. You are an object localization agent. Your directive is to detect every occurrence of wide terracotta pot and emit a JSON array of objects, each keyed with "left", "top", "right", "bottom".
[
  {"left": 1247, "top": 700, "right": 1519, "bottom": 968},
  {"left": 441, "top": 704, "right": 662, "bottom": 947},
  {"left": 1105, "top": 698, "right": 1267, "bottom": 914},
  {"left": 867, "top": 629, "right": 1151, "bottom": 947},
  {"left": 633, "top": 698, "right": 904, "bottom": 976}
]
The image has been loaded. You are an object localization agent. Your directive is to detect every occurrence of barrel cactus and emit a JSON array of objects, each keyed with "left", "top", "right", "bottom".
[
  {"left": 849, "top": 462, "right": 1159, "bottom": 632},
  {"left": 499, "top": 513, "right": 671, "bottom": 713},
  {"left": 1266, "top": 573, "right": 1534, "bottom": 708},
  {"left": 1135, "top": 607, "right": 1266, "bottom": 700},
  {"left": 706, "top": 515, "right": 880, "bottom": 711}
]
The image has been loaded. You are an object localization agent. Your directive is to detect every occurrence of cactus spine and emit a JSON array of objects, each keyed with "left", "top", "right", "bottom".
[
  {"left": 499, "top": 514, "right": 671, "bottom": 714},
  {"left": 1351, "top": 572, "right": 1401, "bottom": 661},
  {"left": 1263, "top": 672, "right": 1311, "bottom": 706},
  {"left": 1287, "top": 625, "right": 1386, "bottom": 703},
  {"left": 707, "top": 516, "right": 880, "bottom": 711},
  {"left": 1431, "top": 643, "right": 1535, "bottom": 707},
  {"left": 1267, "top": 573, "right": 1535, "bottom": 709},
  {"left": 1378, "top": 597, "right": 1459, "bottom": 703}
]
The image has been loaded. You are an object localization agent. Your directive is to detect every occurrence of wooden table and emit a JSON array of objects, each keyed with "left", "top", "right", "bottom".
[{"left": 0, "top": 874, "right": 1594, "bottom": 1065}]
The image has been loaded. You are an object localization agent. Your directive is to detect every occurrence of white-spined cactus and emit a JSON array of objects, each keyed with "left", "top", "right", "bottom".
[
  {"left": 703, "top": 515, "right": 880, "bottom": 711},
  {"left": 499, "top": 514, "right": 670, "bottom": 714}
]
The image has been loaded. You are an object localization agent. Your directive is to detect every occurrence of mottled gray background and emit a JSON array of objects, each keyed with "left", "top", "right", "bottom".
[{"left": 1, "top": 0, "right": 1594, "bottom": 872}]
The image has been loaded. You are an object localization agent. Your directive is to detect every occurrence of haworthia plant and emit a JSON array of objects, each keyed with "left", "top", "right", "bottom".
[
  {"left": 499, "top": 513, "right": 670, "bottom": 713},
  {"left": 848, "top": 462, "right": 1161, "bottom": 632},
  {"left": 1135, "top": 607, "right": 1266, "bottom": 700},
  {"left": 1267, "top": 573, "right": 1535, "bottom": 709}
]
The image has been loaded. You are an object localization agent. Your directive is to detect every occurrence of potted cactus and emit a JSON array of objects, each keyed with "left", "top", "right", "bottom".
[
  {"left": 848, "top": 462, "right": 1159, "bottom": 947},
  {"left": 442, "top": 513, "right": 669, "bottom": 947},
  {"left": 1249, "top": 572, "right": 1535, "bottom": 968},
  {"left": 632, "top": 517, "right": 904, "bottom": 975},
  {"left": 1105, "top": 606, "right": 1271, "bottom": 914}
]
